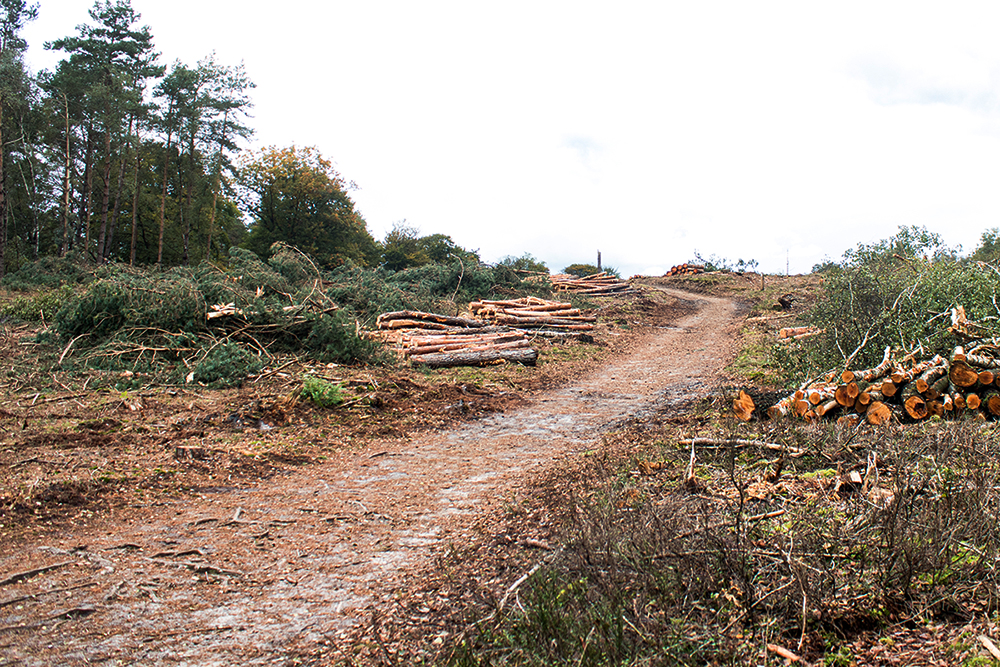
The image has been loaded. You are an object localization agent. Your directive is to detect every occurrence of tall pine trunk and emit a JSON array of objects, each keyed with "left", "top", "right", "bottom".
[
  {"left": 156, "top": 131, "right": 173, "bottom": 265},
  {"left": 95, "top": 128, "right": 113, "bottom": 263},
  {"left": 61, "top": 94, "right": 71, "bottom": 256},
  {"left": 80, "top": 128, "right": 95, "bottom": 255},
  {"left": 129, "top": 151, "right": 140, "bottom": 265},
  {"left": 0, "top": 97, "right": 6, "bottom": 280}
]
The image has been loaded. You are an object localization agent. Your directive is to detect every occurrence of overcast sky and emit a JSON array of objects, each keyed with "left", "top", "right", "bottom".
[{"left": 21, "top": 1, "right": 1000, "bottom": 276}]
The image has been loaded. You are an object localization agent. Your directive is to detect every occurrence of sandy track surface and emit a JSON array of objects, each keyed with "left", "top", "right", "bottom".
[{"left": 0, "top": 288, "right": 741, "bottom": 666}]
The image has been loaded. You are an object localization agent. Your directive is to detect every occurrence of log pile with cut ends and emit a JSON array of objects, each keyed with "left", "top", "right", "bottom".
[
  {"left": 377, "top": 310, "right": 538, "bottom": 368},
  {"left": 764, "top": 330, "right": 1000, "bottom": 425},
  {"left": 550, "top": 272, "right": 636, "bottom": 296},
  {"left": 469, "top": 296, "right": 596, "bottom": 331},
  {"left": 665, "top": 263, "right": 705, "bottom": 276}
]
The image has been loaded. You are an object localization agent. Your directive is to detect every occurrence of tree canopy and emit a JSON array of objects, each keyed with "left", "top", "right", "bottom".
[
  {"left": 380, "top": 221, "right": 478, "bottom": 272},
  {"left": 239, "top": 145, "right": 378, "bottom": 268}
]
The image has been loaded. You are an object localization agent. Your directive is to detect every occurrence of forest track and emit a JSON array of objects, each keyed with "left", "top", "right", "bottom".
[{"left": 0, "top": 287, "right": 742, "bottom": 666}]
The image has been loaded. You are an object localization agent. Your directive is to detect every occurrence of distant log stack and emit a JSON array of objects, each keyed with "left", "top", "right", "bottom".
[
  {"left": 377, "top": 310, "right": 538, "bottom": 368},
  {"left": 758, "top": 316, "right": 1000, "bottom": 424},
  {"left": 550, "top": 272, "right": 636, "bottom": 296},
  {"left": 665, "top": 263, "right": 705, "bottom": 276},
  {"left": 469, "top": 296, "right": 596, "bottom": 331}
]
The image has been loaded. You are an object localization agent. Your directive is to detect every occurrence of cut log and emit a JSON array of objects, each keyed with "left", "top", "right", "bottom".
[
  {"left": 928, "top": 400, "right": 945, "bottom": 418},
  {"left": 835, "top": 382, "right": 860, "bottom": 407},
  {"left": 807, "top": 386, "right": 835, "bottom": 405},
  {"left": 382, "top": 319, "right": 450, "bottom": 331},
  {"left": 965, "top": 352, "right": 1000, "bottom": 370},
  {"left": 929, "top": 375, "right": 950, "bottom": 397},
  {"left": 404, "top": 339, "right": 531, "bottom": 356},
  {"left": 879, "top": 380, "right": 899, "bottom": 399},
  {"left": 733, "top": 390, "right": 755, "bottom": 421},
  {"left": 410, "top": 348, "right": 539, "bottom": 368},
  {"left": 904, "top": 395, "right": 928, "bottom": 420},
  {"left": 949, "top": 361, "right": 980, "bottom": 388},
  {"left": 914, "top": 365, "right": 947, "bottom": 393},
  {"left": 983, "top": 391, "right": 1000, "bottom": 417},
  {"left": 866, "top": 401, "right": 892, "bottom": 425},
  {"left": 816, "top": 399, "right": 840, "bottom": 417},
  {"left": 966, "top": 393, "right": 982, "bottom": 410},
  {"left": 377, "top": 311, "right": 484, "bottom": 329},
  {"left": 779, "top": 326, "right": 816, "bottom": 339},
  {"left": 894, "top": 355, "right": 946, "bottom": 386},
  {"left": 978, "top": 370, "right": 995, "bottom": 386},
  {"left": 843, "top": 346, "right": 894, "bottom": 383},
  {"left": 767, "top": 395, "right": 796, "bottom": 419}
]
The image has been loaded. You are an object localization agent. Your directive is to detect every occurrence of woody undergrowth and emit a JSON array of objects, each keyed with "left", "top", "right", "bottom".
[{"left": 443, "top": 410, "right": 1000, "bottom": 666}]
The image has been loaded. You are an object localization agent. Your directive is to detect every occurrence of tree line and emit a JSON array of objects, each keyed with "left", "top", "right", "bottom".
[{"left": 0, "top": 0, "right": 429, "bottom": 280}]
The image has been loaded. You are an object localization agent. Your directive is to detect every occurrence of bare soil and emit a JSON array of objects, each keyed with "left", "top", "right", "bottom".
[{"left": 0, "top": 282, "right": 744, "bottom": 665}]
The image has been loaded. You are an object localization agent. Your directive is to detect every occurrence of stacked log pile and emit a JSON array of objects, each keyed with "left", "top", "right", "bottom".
[
  {"left": 665, "top": 263, "right": 706, "bottom": 276},
  {"left": 550, "top": 272, "right": 636, "bottom": 295},
  {"left": 376, "top": 311, "right": 537, "bottom": 368},
  {"left": 469, "top": 297, "right": 596, "bottom": 331},
  {"left": 765, "top": 336, "right": 1000, "bottom": 425}
]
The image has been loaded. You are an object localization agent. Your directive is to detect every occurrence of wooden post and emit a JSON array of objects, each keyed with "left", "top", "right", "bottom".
[{"left": 597, "top": 250, "right": 602, "bottom": 271}]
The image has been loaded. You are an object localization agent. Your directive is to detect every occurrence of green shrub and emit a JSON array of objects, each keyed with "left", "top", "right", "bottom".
[
  {"left": 300, "top": 375, "right": 344, "bottom": 408},
  {"left": 807, "top": 247, "right": 1000, "bottom": 369},
  {"left": 563, "top": 263, "right": 601, "bottom": 277}
]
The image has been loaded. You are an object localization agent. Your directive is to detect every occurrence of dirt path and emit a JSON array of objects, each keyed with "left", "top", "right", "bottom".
[{"left": 0, "top": 288, "right": 742, "bottom": 666}]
